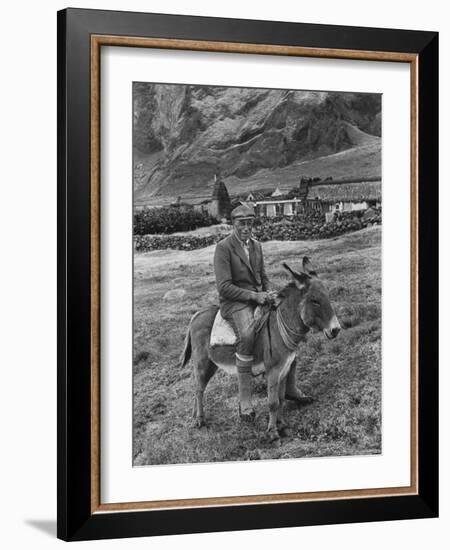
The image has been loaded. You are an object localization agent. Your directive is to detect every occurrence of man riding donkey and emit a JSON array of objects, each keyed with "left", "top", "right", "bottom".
[{"left": 213, "top": 204, "right": 313, "bottom": 421}]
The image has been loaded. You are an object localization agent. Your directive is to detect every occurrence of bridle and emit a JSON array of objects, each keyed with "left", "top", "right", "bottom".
[{"left": 258, "top": 285, "right": 310, "bottom": 356}]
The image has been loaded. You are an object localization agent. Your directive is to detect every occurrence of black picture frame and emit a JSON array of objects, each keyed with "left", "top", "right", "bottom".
[{"left": 57, "top": 7, "right": 438, "bottom": 542}]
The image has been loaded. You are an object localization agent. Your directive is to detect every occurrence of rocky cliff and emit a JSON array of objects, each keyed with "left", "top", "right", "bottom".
[{"left": 133, "top": 83, "right": 381, "bottom": 203}]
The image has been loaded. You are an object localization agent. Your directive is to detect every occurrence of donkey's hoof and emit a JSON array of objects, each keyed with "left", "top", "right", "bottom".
[
  {"left": 192, "top": 417, "right": 206, "bottom": 429},
  {"left": 285, "top": 392, "right": 314, "bottom": 407},
  {"left": 278, "top": 426, "right": 293, "bottom": 438},
  {"left": 277, "top": 420, "right": 291, "bottom": 437},
  {"left": 239, "top": 404, "right": 256, "bottom": 423},
  {"left": 267, "top": 427, "right": 281, "bottom": 444}
]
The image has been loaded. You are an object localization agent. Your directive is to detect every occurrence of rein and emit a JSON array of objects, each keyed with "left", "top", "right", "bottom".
[{"left": 254, "top": 286, "right": 309, "bottom": 355}]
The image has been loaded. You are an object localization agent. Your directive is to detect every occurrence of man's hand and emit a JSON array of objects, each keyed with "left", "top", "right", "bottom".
[
  {"left": 266, "top": 290, "right": 279, "bottom": 306},
  {"left": 254, "top": 292, "right": 269, "bottom": 305}
]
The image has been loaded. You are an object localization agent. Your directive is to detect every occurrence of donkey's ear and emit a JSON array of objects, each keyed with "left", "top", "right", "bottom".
[
  {"left": 302, "top": 256, "right": 318, "bottom": 277},
  {"left": 282, "top": 262, "right": 300, "bottom": 278},
  {"left": 282, "top": 262, "right": 311, "bottom": 289}
]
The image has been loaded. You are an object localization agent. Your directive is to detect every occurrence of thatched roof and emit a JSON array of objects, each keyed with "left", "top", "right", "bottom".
[{"left": 306, "top": 181, "right": 381, "bottom": 202}]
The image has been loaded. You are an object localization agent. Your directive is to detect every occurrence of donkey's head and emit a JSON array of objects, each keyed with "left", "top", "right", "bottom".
[{"left": 282, "top": 257, "right": 341, "bottom": 339}]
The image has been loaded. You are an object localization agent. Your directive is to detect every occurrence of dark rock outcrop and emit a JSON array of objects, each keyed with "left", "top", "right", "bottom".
[{"left": 133, "top": 84, "right": 381, "bottom": 202}]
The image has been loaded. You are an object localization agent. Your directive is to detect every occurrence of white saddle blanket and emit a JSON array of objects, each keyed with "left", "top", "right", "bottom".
[
  {"left": 210, "top": 311, "right": 237, "bottom": 347},
  {"left": 210, "top": 307, "right": 263, "bottom": 348}
]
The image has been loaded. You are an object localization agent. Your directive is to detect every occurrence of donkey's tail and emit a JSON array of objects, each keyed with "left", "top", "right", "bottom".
[
  {"left": 179, "top": 310, "right": 203, "bottom": 368},
  {"left": 179, "top": 307, "right": 217, "bottom": 368},
  {"left": 179, "top": 326, "right": 192, "bottom": 368}
]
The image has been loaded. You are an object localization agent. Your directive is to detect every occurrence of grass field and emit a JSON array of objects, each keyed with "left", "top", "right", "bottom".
[{"left": 133, "top": 226, "right": 382, "bottom": 465}]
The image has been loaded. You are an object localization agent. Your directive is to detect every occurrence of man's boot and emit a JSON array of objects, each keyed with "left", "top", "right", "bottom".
[
  {"left": 236, "top": 359, "right": 255, "bottom": 421},
  {"left": 285, "top": 360, "right": 314, "bottom": 405}
]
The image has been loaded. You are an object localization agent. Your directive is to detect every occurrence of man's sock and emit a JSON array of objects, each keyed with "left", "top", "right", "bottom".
[{"left": 236, "top": 359, "right": 254, "bottom": 415}]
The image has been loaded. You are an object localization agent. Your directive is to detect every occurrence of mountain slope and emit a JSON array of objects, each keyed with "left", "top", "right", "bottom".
[{"left": 133, "top": 84, "right": 381, "bottom": 202}]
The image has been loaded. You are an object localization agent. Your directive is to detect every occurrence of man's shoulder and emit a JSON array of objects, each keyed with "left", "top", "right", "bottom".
[
  {"left": 214, "top": 234, "right": 233, "bottom": 254},
  {"left": 216, "top": 234, "right": 234, "bottom": 249},
  {"left": 250, "top": 236, "right": 262, "bottom": 248}
]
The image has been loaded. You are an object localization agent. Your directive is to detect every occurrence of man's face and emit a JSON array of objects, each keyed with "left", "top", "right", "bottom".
[{"left": 233, "top": 217, "right": 254, "bottom": 242}]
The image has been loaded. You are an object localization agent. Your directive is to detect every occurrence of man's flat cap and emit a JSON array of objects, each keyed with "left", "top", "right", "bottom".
[{"left": 231, "top": 204, "right": 255, "bottom": 220}]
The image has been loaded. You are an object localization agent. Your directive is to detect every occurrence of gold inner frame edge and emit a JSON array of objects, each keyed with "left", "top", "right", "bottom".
[{"left": 89, "top": 35, "right": 419, "bottom": 514}]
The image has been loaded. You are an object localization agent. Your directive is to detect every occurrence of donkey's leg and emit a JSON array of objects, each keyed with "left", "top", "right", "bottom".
[
  {"left": 266, "top": 368, "right": 281, "bottom": 442},
  {"left": 189, "top": 306, "right": 219, "bottom": 427},
  {"left": 277, "top": 377, "right": 287, "bottom": 429},
  {"left": 277, "top": 376, "right": 292, "bottom": 437},
  {"left": 285, "top": 359, "right": 314, "bottom": 405},
  {"left": 192, "top": 359, "right": 217, "bottom": 428}
]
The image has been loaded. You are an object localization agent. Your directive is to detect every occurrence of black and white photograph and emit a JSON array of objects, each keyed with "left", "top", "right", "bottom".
[
  {"left": 0, "top": 0, "right": 444, "bottom": 545},
  {"left": 133, "top": 82, "right": 383, "bottom": 466}
]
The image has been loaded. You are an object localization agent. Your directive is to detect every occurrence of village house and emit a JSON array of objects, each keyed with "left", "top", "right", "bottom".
[
  {"left": 307, "top": 181, "right": 381, "bottom": 213},
  {"left": 244, "top": 186, "right": 296, "bottom": 216},
  {"left": 243, "top": 179, "right": 381, "bottom": 218},
  {"left": 245, "top": 191, "right": 265, "bottom": 202},
  {"left": 249, "top": 198, "right": 303, "bottom": 217}
]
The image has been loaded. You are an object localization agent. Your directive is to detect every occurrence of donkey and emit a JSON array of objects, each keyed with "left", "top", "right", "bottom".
[{"left": 179, "top": 257, "right": 341, "bottom": 442}]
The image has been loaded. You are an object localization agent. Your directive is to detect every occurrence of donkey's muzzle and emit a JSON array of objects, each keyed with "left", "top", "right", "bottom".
[{"left": 324, "top": 317, "right": 341, "bottom": 339}]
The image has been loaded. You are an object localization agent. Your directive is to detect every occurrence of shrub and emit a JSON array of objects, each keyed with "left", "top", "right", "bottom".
[
  {"left": 134, "top": 206, "right": 216, "bottom": 235},
  {"left": 135, "top": 233, "right": 227, "bottom": 252}
]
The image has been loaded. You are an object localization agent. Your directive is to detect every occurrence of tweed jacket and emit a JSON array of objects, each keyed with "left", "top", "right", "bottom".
[{"left": 213, "top": 232, "right": 269, "bottom": 319}]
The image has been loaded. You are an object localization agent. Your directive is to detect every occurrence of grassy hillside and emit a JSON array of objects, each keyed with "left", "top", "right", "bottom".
[
  {"left": 224, "top": 142, "right": 381, "bottom": 196},
  {"left": 133, "top": 226, "right": 382, "bottom": 465}
]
